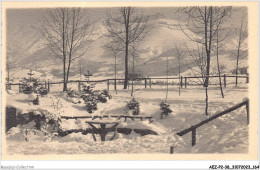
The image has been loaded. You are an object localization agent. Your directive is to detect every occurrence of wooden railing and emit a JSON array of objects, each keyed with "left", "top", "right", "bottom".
[
  {"left": 176, "top": 99, "right": 249, "bottom": 146},
  {"left": 61, "top": 115, "right": 153, "bottom": 122}
]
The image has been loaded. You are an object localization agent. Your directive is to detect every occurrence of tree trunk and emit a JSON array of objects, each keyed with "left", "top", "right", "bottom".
[
  {"left": 216, "top": 31, "right": 224, "bottom": 98},
  {"left": 217, "top": 58, "right": 224, "bottom": 98},
  {"left": 66, "top": 60, "right": 71, "bottom": 90},
  {"left": 123, "top": 9, "right": 130, "bottom": 90},
  {"left": 124, "top": 43, "right": 129, "bottom": 89},
  {"left": 203, "top": 7, "right": 212, "bottom": 116},
  {"left": 205, "top": 86, "right": 208, "bottom": 116},
  {"left": 235, "top": 47, "right": 240, "bottom": 86},
  {"left": 204, "top": 7, "right": 213, "bottom": 88},
  {"left": 131, "top": 79, "right": 134, "bottom": 96},
  {"left": 6, "top": 65, "right": 10, "bottom": 90},
  {"left": 63, "top": 59, "right": 67, "bottom": 91},
  {"left": 7, "top": 65, "right": 10, "bottom": 84},
  {"left": 115, "top": 54, "right": 117, "bottom": 94},
  {"left": 166, "top": 56, "right": 169, "bottom": 100},
  {"left": 65, "top": 12, "right": 75, "bottom": 92},
  {"left": 62, "top": 10, "right": 67, "bottom": 92},
  {"left": 131, "top": 59, "right": 135, "bottom": 97},
  {"left": 178, "top": 57, "right": 181, "bottom": 96}
]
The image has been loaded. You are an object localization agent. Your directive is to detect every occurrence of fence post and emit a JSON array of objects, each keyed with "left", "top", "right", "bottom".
[
  {"left": 6, "top": 84, "right": 11, "bottom": 91},
  {"left": 170, "top": 146, "right": 174, "bottom": 154},
  {"left": 78, "top": 81, "right": 81, "bottom": 93},
  {"left": 224, "top": 74, "right": 226, "bottom": 88},
  {"left": 18, "top": 84, "right": 21, "bottom": 93},
  {"left": 149, "top": 79, "right": 152, "bottom": 88},
  {"left": 246, "top": 73, "right": 249, "bottom": 83},
  {"left": 107, "top": 80, "right": 109, "bottom": 91},
  {"left": 246, "top": 101, "right": 249, "bottom": 125},
  {"left": 191, "top": 129, "right": 196, "bottom": 146},
  {"left": 114, "top": 79, "right": 117, "bottom": 91},
  {"left": 7, "top": 84, "right": 11, "bottom": 90},
  {"left": 185, "top": 77, "right": 187, "bottom": 88},
  {"left": 180, "top": 76, "right": 183, "bottom": 88},
  {"left": 47, "top": 79, "right": 50, "bottom": 92},
  {"left": 145, "top": 78, "right": 147, "bottom": 88}
]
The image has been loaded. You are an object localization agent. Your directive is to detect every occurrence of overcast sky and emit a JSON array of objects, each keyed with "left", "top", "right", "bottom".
[{"left": 6, "top": 7, "right": 246, "bottom": 34}]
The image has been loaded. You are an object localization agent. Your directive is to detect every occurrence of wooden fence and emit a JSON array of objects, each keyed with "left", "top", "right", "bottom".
[
  {"left": 5, "top": 74, "right": 249, "bottom": 92},
  {"left": 176, "top": 99, "right": 249, "bottom": 146},
  {"left": 61, "top": 115, "right": 153, "bottom": 122}
]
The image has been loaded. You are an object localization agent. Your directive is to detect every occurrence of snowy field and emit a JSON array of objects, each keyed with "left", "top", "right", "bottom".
[{"left": 5, "top": 84, "right": 248, "bottom": 154}]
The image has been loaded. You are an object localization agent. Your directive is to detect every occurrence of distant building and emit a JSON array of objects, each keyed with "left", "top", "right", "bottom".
[{"left": 232, "top": 67, "right": 248, "bottom": 75}]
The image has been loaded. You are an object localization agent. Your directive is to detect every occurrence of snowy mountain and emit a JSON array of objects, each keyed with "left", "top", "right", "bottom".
[{"left": 6, "top": 10, "right": 248, "bottom": 82}]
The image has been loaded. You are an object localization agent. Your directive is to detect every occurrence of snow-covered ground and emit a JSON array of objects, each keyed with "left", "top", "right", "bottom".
[{"left": 5, "top": 84, "right": 248, "bottom": 154}]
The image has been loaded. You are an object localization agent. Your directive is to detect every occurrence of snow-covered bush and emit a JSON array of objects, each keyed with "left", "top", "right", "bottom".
[
  {"left": 101, "top": 89, "right": 112, "bottom": 99},
  {"left": 81, "top": 83, "right": 95, "bottom": 95},
  {"left": 67, "top": 88, "right": 79, "bottom": 98},
  {"left": 159, "top": 101, "right": 172, "bottom": 119},
  {"left": 84, "top": 95, "right": 98, "bottom": 113},
  {"left": 33, "top": 111, "right": 61, "bottom": 134},
  {"left": 80, "top": 84, "right": 95, "bottom": 100},
  {"left": 97, "top": 93, "right": 107, "bottom": 103},
  {"left": 21, "top": 77, "right": 41, "bottom": 94},
  {"left": 92, "top": 90, "right": 111, "bottom": 103},
  {"left": 80, "top": 84, "right": 98, "bottom": 113},
  {"left": 42, "top": 111, "right": 62, "bottom": 133},
  {"left": 126, "top": 98, "right": 140, "bottom": 115},
  {"left": 27, "top": 93, "right": 40, "bottom": 105},
  {"left": 38, "top": 87, "right": 48, "bottom": 96},
  {"left": 50, "top": 95, "right": 63, "bottom": 110},
  {"left": 96, "top": 90, "right": 111, "bottom": 103},
  {"left": 21, "top": 77, "right": 49, "bottom": 97},
  {"left": 28, "top": 93, "right": 38, "bottom": 101},
  {"left": 80, "top": 84, "right": 112, "bottom": 112},
  {"left": 12, "top": 110, "right": 62, "bottom": 142},
  {"left": 16, "top": 110, "right": 61, "bottom": 134},
  {"left": 32, "top": 95, "right": 40, "bottom": 105}
]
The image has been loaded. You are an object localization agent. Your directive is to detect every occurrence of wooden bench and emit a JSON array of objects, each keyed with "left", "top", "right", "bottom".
[{"left": 85, "top": 121, "right": 120, "bottom": 141}]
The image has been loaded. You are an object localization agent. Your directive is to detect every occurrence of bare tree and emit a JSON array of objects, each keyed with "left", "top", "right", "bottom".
[
  {"left": 185, "top": 44, "right": 208, "bottom": 115},
  {"left": 214, "top": 28, "right": 230, "bottom": 98},
  {"left": 216, "top": 33, "right": 224, "bottom": 98},
  {"left": 104, "top": 7, "right": 149, "bottom": 89},
  {"left": 209, "top": 25, "right": 231, "bottom": 98},
  {"left": 6, "top": 50, "right": 15, "bottom": 85},
  {"left": 129, "top": 43, "right": 148, "bottom": 97},
  {"left": 174, "top": 44, "right": 185, "bottom": 96},
  {"left": 104, "top": 41, "right": 123, "bottom": 94},
  {"left": 178, "top": 7, "right": 231, "bottom": 87},
  {"left": 165, "top": 55, "right": 169, "bottom": 101},
  {"left": 233, "top": 15, "right": 248, "bottom": 86},
  {"left": 6, "top": 43, "right": 24, "bottom": 86},
  {"left": 179, "top": 6, "right": 232, "bottom": 115},
  {"left": 216, "top": 30, "right": 224, "bottom": 98},
  {"left": 40, "top": 8, "right": 93, "bottom": 91},
  {"left": 130, "top": 46, "right": 138, "bottom": 97}
]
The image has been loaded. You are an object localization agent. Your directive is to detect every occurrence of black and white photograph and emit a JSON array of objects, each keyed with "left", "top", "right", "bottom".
[{"left": 1, "top": 1, "right": 258, "bottom": 161}]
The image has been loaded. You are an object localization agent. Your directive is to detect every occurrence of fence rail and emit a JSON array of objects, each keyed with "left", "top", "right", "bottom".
[
  {"left": 176, "top": 99, "right": 249, "bottom": 146},
  {"left": 61, "top": 115, "right": 153, "bottom": 122}
]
